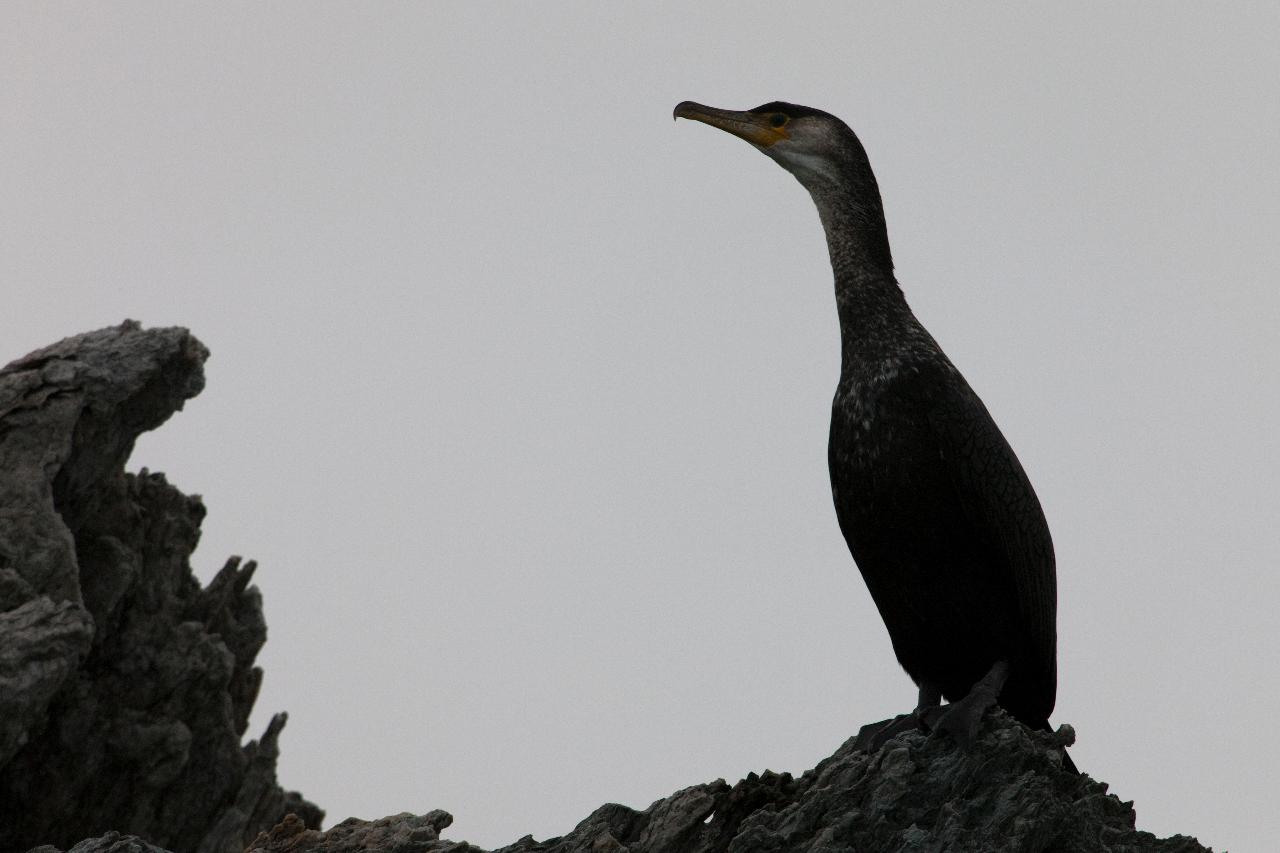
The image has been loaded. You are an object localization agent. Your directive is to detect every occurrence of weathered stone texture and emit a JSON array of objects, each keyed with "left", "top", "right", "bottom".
[
  {"left": 0, "top": 323, "right": 320, "bottom": 853},
  {"left": 4, "top": 324, "right": 1213, "bottom": 853},
  {"left": 243, "top": 712, "right": 1212, "bottom": 853}
]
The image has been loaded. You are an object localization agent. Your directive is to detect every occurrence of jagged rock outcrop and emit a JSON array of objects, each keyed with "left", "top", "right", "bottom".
[
  {"left": 36, "top": 712, "right": 1214, "bottom": 853},
  {"left": 0, "top": 322, "right": 321, "bottom": 853},
  {"left": 4, "top": 323, "right": 1215, "bottom": 853},
  {"left": 235, "top": 713, "right": 1210, "bottom": 853}
]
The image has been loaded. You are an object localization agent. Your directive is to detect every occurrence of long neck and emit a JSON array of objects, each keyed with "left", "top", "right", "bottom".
[{"left": 806, "top": 181, "right": 914, "bottom": 369}]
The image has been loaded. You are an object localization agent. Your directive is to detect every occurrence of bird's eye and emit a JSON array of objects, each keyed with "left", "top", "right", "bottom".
[{"left": 770, "top": 113, "right": 788, "bottom": 128}]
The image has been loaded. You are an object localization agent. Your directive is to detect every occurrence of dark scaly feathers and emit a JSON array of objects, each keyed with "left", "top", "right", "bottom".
[
  {"left": 812, "top": 113, "right": 1059, "bottom": 730},
  {"left": 676, "top": 100, "right": 1061, "bottom": 736}
]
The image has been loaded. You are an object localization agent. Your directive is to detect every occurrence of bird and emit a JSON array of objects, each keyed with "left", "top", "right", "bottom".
[{"left": 674, "top": 100, "right": 1068, "bottom": 762}]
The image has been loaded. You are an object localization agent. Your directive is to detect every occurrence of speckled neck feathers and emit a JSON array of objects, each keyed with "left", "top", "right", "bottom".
[{"left": 803, "top": 170, "right": 939, "bottom": 378}]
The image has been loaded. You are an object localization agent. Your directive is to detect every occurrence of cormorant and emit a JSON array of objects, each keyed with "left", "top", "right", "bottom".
[{"left": 675, "top": 100, "right": 1066, "bottom": 757}]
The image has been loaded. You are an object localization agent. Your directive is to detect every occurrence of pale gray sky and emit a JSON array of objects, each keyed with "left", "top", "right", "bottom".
[{"left": 4, "top": 3, "right": 1278, "bottom": 851}]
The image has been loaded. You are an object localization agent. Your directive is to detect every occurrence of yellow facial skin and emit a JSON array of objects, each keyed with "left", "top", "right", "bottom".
[{"left": 673, "top": 101, "right": 790, "bottom": 148}]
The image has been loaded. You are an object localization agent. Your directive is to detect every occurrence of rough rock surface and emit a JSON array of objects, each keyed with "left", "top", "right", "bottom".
[
  {"left": 0, "top": 322, "right": 321, "bottom": 853},
  {"left": 237, "top": 713, "right": 1210, "bottom": 853},
  {"left": 5, "top": 323, "right": 1215, "bottom": 853}
]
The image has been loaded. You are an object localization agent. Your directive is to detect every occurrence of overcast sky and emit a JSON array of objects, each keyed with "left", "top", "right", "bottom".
[{"left": 4, "top": 3, "right": 1279, "bottom": 851}]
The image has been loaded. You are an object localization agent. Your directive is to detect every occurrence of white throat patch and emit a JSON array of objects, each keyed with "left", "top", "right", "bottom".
[{"left": 775, "top": 150, "right": 843, "bottom": 186}]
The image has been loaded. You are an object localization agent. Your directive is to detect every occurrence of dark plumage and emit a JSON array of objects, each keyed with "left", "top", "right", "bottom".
[{"left": 675, "top": 101, "right": 1062, "bottom": 742}]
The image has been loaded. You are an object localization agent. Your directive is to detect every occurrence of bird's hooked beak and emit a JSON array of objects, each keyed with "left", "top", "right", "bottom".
[{"left": 673, "top": 101, "right": 789, "bottom": 148}]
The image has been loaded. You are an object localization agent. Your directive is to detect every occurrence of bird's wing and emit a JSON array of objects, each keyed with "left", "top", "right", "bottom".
[{"left": 923, "top": 366, "right": 1058, "bottom": 722}]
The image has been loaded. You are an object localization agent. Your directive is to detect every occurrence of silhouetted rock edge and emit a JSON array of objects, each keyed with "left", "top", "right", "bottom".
[
  {"left": 0, "top": 322, "right": 320, "bottom": 853},
  {"left": 236, "top": 710, "right": 1209, "bottom": 853},
  {"left": 2, "top": 324, "right": 1213, "bottom": 853}
]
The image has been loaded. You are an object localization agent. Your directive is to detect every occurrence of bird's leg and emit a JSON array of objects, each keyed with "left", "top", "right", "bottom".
[
  {"left": 860, "top": 682, "right": 945, "bottom": 753},
  {"left": 914, "top": 682, "right": 945, "bottom": 729},
  {"left": 928, "top": 659, "right": 1009, "bottom": 751},
  {"left": 915, "top": 682, "right": 942, "bottom": 714}
]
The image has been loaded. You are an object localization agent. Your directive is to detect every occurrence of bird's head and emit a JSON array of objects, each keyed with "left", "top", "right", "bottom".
[
  {"left": 675, "top": 99, "right": 894, "bottom": 275},
  {"left": 673, "top": 100, "right": 866, "bottom": 190}
]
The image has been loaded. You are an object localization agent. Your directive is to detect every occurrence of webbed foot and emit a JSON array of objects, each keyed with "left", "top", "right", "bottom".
[
  {"left": 928, "top": 660, "right": 1008, "bottom": 751},
  {"left": 854, "top": 682, "right": 944, "bottom": 753},
  {"left": 863, "top": 712, "right": 923, "bottom": 751}
]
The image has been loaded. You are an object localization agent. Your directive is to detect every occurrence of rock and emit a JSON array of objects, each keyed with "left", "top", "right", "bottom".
[
  {"left": 0, "top": 322, "right": 321, "bottom": 853},
  {"left": 3, "top": 324, "right": 1215, "bottom": 853},
  {"left": 32, "top": 831, "right": 174, "bottom": 853},
  {"left": 0, "top": 596, "right": 94, "bottom": 765},
  {"left": 247, "top": 712, "right": 1212, "bottom": 853},
  {"left": 245, "top": 812, "right": 458, "bottom": 853}
]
